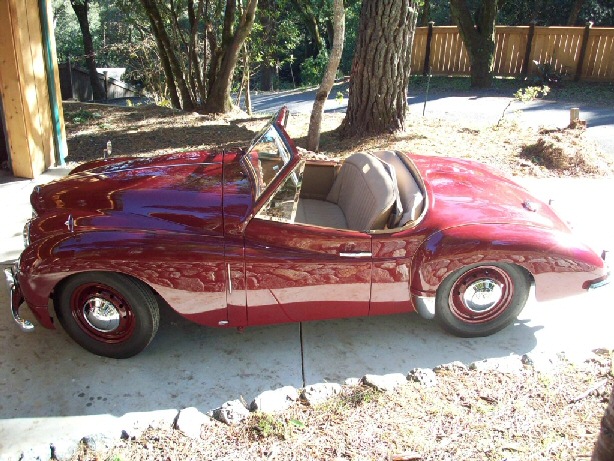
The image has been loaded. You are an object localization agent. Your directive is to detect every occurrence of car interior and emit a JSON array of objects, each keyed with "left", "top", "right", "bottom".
[{"left": 294, "top": 151, "right": 425, "bottom": 232}]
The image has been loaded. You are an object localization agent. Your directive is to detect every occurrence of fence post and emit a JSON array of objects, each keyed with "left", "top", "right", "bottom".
[
  {"left": 103, "top": 71, "right": 109, "bottom": 100},
  {"left": 575, "top": 21, "right": 593, "bottom": 82},
  {"left": 522, "top": 22, "right": 536, "bottom": 78},
  {"left": 423, "top": 21, "right": 435, "bottom": 76}
]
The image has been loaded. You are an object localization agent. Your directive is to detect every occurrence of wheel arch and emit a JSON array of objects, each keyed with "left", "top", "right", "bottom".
[{"left": 407, "top": 223, "right": 592, "bottom": 299}]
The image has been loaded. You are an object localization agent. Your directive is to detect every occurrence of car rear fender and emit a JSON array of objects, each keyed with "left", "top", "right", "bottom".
[{"left": 410, "top": 223, "right": 606, "bottom": 301}]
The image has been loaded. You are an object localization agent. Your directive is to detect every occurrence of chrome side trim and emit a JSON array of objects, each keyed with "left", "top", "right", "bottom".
[
  {"left": 413, "top": 294, "right": 436, "bottom": 320},
  {"left": 339, "top": 252, "right": 372, "bottom": 258},
  {"left": 589, "top": 272, "right": 610, "bottom": 291},
  {"left": 3, "top": 268, "right": 35, "bottom": 332},
  {"left": 227, "top": 264, "right": 232, "bottom": 294}
]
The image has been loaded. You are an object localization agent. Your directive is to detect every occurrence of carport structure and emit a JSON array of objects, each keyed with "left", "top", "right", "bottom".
[{"left": 0, "top": 0, "right": 67, "bottom": 179}]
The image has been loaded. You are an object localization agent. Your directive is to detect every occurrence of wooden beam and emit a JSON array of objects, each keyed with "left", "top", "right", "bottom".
[
  {"left": 0, "top": 0, "right": 34, "bottom": 178},
  {"left": 0, "top": 0, "right": 61, "bottom": 178}
]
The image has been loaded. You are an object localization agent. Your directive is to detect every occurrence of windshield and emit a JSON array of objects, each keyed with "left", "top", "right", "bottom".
[{"left": 244, "top": 121, "right": 294, "bottom": 199}]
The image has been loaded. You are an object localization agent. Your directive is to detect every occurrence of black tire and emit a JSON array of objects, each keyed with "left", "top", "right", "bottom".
[
  {"left": 435, "top": 263, "right": 530, "bottom": 338},
  {"left": 55, "top": 272, "right": 160, "bottom": 359}
]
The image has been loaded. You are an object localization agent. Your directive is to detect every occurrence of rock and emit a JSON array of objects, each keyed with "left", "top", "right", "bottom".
[
  {"left": 469, "top": 356, "right": 523, "bottom": 373},
  {"left": 117, "top": 409, "right": 178, "bottom": 439},
  {"left": 434, "top": 361, "right": 468, "bottom": 373},
  {"left": 407, "top": 368, "right": 438, "bottom": 387},
  {"left": 522, "top": 352, "right": 564, "bottom": 373},
  {"left": 302, "top": 383, "right": 342, "bottom": 406},
  {"left": 362, "top": 373, "right": 407, "bottom": 392},
  {"left": 213, "top": 399, "right": 250, "bottom": 425},
  {"left": 50, "top": 439, "right": 79, "bottom": 461},
  {"left": 344, "top": 377, "right": 360, "bottom": 386},
  {"left": 250, "top": 386, "right": 299, "bottom": 413},
  {"left": 80, "top": 433, "right": 116, "bottom": 452},
  {"left": 175, "top": 407, "right": 213, "bottom": 439}
]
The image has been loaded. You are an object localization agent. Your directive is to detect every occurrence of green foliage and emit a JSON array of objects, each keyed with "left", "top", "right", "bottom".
[
  {"left": 66, "top": 109, "right": 101, "bottom": 124},
  {"left": 498, "top": 85, "right": 550, "bottom": 125},
  {"left": 514, "top": 85, "right": 551, "bottom": 102},
  {"left": 300, "top": 50, "right": 330, "bottom": 85},
  {"left": 251, "top": 413, "right": 306, "bottom": 440}
]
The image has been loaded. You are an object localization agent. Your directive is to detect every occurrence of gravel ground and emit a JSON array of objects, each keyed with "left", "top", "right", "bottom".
[{"left": 69, "top": 351, "right": 613, "bottom": 461}]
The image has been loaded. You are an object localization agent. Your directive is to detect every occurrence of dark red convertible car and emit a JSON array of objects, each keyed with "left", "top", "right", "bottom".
[{"left": 5, "top": 107, "right": 609, "bottom": 358}]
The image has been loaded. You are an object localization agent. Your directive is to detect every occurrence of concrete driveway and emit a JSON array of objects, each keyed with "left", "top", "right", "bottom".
[{"left": 1, "top": 172, "right": 613, "bottom": 456}]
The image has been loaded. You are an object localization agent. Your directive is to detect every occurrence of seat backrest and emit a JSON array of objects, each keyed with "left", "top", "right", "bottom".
[
  {"left": 326, "top": 152, "right": 395, "bottom": 231},
  {"left": 373, "top": 150, "right": 424, "bottom": 226}
]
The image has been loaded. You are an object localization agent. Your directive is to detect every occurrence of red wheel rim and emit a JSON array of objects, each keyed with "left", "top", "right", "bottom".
[
  {"left": 448, "top": 266, "right": 514, "bottom": 324},
  {"left": 70, "top": 283, "right": 135, "bottom": 343}
]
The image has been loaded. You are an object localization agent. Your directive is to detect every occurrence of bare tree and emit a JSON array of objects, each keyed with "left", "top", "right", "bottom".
[
  {"left": 340, "top": 0, "right": 419, "bottom": 137},
  {"left": 306, "top": 0, "right": 344, "bottom": 152}
]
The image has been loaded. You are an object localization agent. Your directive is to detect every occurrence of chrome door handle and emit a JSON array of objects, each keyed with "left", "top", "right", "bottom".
[{"left": 339, "top": 252, "right": 372, "bottom": 258}]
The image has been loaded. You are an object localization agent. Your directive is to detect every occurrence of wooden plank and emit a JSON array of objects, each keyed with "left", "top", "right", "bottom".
[
  {"left": 0, "top": 0, "right": 34, "bottom": 178},
  {"left": 24, "top": 0, "right": 54, "bottom": 169}
]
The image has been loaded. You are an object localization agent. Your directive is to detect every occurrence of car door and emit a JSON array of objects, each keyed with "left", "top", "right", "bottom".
[{"left": 244, "top": 218, "right": 372, "bottom": 325}]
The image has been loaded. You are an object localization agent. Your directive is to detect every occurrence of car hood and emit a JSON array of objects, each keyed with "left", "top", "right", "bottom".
[
  {"left": 411, "top": 154, "right": 570, "bottom": 233},
  {"left": 30, "top": 151, "right": 226, "bottom": 238}
]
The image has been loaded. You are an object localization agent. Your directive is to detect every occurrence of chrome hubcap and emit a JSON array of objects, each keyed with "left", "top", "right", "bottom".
[
  {"left": 82, "top": 297, "right": 121, "bottom": 332},
  {"left": 462, "top": 279, "right": 503, "bottom": 313}
]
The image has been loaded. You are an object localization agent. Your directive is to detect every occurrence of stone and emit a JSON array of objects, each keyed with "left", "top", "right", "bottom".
[
  {"left": 250, "top": 386, "right": 299, "bottom": 413},
  {"left": 362, "top": 373, "right": 407, "bottom": 392},
  {"left": 408, "top": 368, "right": 438, "bottom": 387},
  {"left": 175, "top": 407, "right": 213, "bottom": 439},
  {"left": 80, "top": 433, "right": 116, "bottom": 452},
  {"left": 434, "top": 361, "right": 468, "bottom": 373},
  {"left": 213, "top": 399, "right": 250, "bottom": 425},
  {"left": 344, "top": 377, "right": 360, "bottom": 386},
  {"left": 118, "top": 409, "right": 178, "bottom": 439},
  {"left": 469, "top": 356, "right": 523, "bottom": 373},
  {"left": 50, "top": 439, "right": 79, "bottom": 461},
  {"left": 302, "top": 383, "right": 342, "bottom": 406},
  {"left": 522, "top": 352, "right": 564, "bottom": 373}
]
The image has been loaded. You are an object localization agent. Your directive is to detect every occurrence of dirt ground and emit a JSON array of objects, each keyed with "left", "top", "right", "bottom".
[
  {"left": 62, "top": 101, "right": 614, "bottom": 179},
  {"left": 70, "top": 351, "right": 613, "bottom": 461}
]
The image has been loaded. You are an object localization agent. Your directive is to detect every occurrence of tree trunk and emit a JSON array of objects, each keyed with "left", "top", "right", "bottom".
[
  {"left": 450, "top": 0, "right": 500, "bottom": 89},
  {"left": 70, "top": 0, "right": 106, "bottom": 101},
  {"left": 420, "top": 0, "right": 430, "bottom": 26},
  {"left": 567, "top": 0, "right": 585, "bottom": 26},
  {"left": 204, "top": 0, "right": 258, "bottom": 114},
  {"left": 340, "top": 0, "right": 419, "bottom": 137},
  {"left": 290, "top": 0, "right": 324, "bottom": 58},
  {"left": 592, "top": 385, "right": 614, "bottom": 461},
  {"left": 141, "top": 0, "right": 194, "bottom": 111},
  {"left": 306, "top": 0, "right": 344, "bottom": 152}
]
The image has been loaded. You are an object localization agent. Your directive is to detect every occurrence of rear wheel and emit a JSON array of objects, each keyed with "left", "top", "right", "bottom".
[
  {"left": 435, "top": 263, "right": 530, "bottom": 337},
  {"left": 56, "top": 272, "right": 159, "bottom": 358}
]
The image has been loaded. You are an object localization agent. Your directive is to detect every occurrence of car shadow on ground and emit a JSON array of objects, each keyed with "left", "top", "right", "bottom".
[{"left": 0, "top": 280, "right": 539, "bottom": 420}]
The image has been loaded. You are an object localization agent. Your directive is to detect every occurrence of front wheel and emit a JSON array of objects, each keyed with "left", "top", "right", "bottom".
[
  {"left": 435, "top": 263, "right": 530, "bottom": 337},
  {"left": 55, "top": 272, "right": 160, "bottom": 358}
]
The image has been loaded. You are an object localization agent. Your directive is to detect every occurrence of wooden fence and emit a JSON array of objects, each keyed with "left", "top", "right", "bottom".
[
  {"left": 411, "top": 24, "right": 614, "bottom": 82},
  {"left": 58, "top": 60, "right": 141, "bottom": 101}
]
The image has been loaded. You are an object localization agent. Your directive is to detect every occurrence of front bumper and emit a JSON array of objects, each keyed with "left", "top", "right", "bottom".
[{"left": 3, "top": 266, "right": 35, "bottom": 332}]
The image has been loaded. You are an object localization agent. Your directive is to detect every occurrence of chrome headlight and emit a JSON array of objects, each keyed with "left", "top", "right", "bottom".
[{"left": 23, "top": 219, "right": 32, "bottom": 248}]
